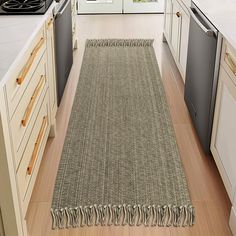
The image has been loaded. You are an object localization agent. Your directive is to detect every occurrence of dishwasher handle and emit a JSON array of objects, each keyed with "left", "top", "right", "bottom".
[
  {"left": 190, "top": 7, "right": 216, "bottom": 37},
  {"left": 55, "top": 0, "right": 70, "bottom": 18}
]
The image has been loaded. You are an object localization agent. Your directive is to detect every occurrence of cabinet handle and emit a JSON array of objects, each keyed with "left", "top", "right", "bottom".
[
  {"left": 176, "top": 12, "right": 181, "bottom": 17},
  {"left": 16, "top": 37, "right": 45, "bottom": 85},
  {"left": 27, "top": 116, "right": 47, "bottom": 175},
  {"left": 21, "top": 75, "right": 45, "bottom": 127},
  {"left": 225, "top": 52, "right": 236, "bottom": 75},
  {"left": 76, "top": 1, "right": 78, "bottom": 11},
  {"left": 47, "top": 18, "right": 53, "bottom": 28},
  {"left": 72, "top": 25, "right": 76, "bottom": 34}
]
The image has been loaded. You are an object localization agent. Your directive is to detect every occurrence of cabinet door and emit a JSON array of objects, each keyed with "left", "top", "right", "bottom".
[
  {"left": 178, "top": 7, "right": 189, "bottom": 81},
  {"left": 211, "top": 66, "right": 236, "bottom": 201},
  {"left": 170, "top": 0, "right": 180, "bottom": 57},
  {"left": 46, "top": 17, "right": 57, "bottom": 119},
  {"left": 164, "top": 0, "right": 173, "bottom": 42}
]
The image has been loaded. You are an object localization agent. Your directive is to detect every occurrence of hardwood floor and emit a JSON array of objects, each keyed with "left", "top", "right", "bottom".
[{"left": 26, "top": 14, "right": 232, "bottom": 236}]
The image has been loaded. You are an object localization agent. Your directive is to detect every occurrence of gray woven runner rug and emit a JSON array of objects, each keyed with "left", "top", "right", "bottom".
[{"left": 51, "top": 39, "right": 195, "bottom": 229}]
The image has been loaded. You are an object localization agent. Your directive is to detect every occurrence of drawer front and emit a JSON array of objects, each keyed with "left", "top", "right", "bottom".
[
  {"left": 6, "top": 25, "right": 46, "bottom": 118},
  {"left": 10, "top": 53, "right": 48, "bottom": 168},
  {"left": 46, "top": 16, "right": 57, "bottom": 118},
  {"left": 221, "top": 40, "right": 236, "bottom": 85},
  {"left": 17, "top": 91, "right": 50, "bottom": 215}
]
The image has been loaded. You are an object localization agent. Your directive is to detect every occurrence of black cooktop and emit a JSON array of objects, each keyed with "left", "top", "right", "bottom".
[{"left": 0, "top": 0, "right": 53, "bottom": 14}]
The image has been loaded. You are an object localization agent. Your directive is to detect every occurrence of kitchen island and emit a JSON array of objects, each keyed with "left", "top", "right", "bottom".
[{"left": 0, "top": 1, "right": 78, "bottom": 235}]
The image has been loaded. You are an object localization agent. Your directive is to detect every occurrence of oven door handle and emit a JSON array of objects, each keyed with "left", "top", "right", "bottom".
[
  {"left": 190, "top": 7, "right": 216, "bottom": 37},
  {"left": 55, "top": 0, "right": 70, "bottom": 18}
]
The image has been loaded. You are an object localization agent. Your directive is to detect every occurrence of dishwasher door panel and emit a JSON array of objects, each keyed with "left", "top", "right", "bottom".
[
  {"left": 184, "top": 4, "right": 218, "bottom": 153},
  {"left": 54, "top": 0, "right": 73, "bottom": 106}
]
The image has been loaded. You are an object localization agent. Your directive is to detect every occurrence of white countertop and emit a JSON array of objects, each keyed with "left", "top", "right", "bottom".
[{"left": 0, "top": 2, "right": 57, "bottom": 87}]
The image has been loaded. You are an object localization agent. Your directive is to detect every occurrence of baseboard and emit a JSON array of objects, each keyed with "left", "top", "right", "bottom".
[{"left": 229, "top": 207, "right": 236, "bottom": 236}]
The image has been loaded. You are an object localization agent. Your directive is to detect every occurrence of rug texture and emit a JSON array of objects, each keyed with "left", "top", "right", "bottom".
[{"left": 51, "top": 39, "right": 195, "bottom": 229}]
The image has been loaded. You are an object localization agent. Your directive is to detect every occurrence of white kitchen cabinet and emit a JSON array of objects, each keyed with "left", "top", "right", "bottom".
[
  {"left": 211, "top": 39, "right": 236, "bottom": 236},
  {"left": 0, "top": 3, "right": 78, "bottom": 234},
  {"left": 0, "top": 16, "right": 58, "bottom": 236},
  {"left": 46, "top": 15, "right": 57, "bottom": 136},
  {"left": 211, "top": 40, "right": 236, "bottom": 203},
  {"left": 170, "top": 0, "right": 180, "bottom": 57},
  {"left": 10, "top": 24, "right": 51, "bottom": 218},
  {"left": 163, "top": 0, "right": 172, "bottom": 42},
  {"left": 163, "top": 0, "right": 190, "bottom": 81}
]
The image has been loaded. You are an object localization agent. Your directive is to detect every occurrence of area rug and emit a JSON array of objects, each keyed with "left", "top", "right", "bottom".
[{"left": 51, "top": 39, "right": 195, "bottom": 229}]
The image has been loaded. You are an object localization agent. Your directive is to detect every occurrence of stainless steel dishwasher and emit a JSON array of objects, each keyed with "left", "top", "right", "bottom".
[
  {"left": 184, "top": 2, "right": 222, "bottom": 153},
  {"left": 54, "top": 0, "right": 73, "bottom": 105}
]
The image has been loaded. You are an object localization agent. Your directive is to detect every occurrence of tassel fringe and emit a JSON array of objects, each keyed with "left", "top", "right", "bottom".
[
  {"left": 86, "top": 39, "right": 154, "bottom": 47},
  {"left": 51, "top": 204, "right": 195, "bottom": 229}
]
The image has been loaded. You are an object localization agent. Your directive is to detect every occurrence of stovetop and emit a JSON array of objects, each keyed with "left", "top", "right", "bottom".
[{"left": 0, "top": 0, "right": 53, "bottom": 14}]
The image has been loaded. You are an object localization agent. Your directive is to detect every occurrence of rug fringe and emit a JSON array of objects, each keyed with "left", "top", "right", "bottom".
[
  {"left": 86, "top": 39, "right": 154, "bottom": 47},
  {"left": 51, "top": 204, "right": 195, "bottom": 229}
]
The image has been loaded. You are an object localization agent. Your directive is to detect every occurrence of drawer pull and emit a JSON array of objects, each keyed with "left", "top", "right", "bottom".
[
  {"left": 47, "top": 18, "right": 53, "bottom": 28},
  {"left": 225, "top": 52, "right": 236, "bottom": 75},
  {"left": 16, "top": 37, "right": 45, "bottom": 85},
  {"left": 176, "top": 12, "right": 181, "bottom": 17},
  {"left": 21, "top": 75, "right": 45, "bottom": 127},
  {"left": 27, "top": 116, "right": 47, "bottom": 175}
]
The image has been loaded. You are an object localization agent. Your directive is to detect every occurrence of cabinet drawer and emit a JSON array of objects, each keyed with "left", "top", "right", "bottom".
[
  {"left": 10, "top": 53, "right": 48, "bottom": 169},
  {"left": 17, "top": 91, "right": 50, "bottom": 215},
  {"left": 6, "top": 25, "right": 46, "bottom": 118},
  {"left": 221, "top": 40, "right": 236, "bottom": 85}
]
